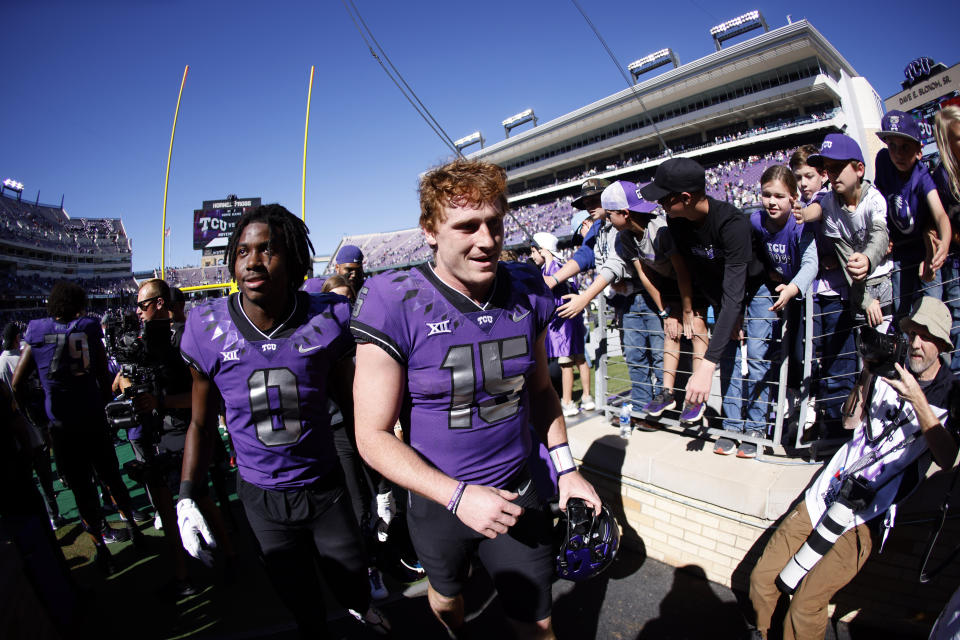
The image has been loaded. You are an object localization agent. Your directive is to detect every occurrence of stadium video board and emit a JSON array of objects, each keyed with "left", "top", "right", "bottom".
[{"left": 193, "top": 196, "right": 261, "bottom": 250}]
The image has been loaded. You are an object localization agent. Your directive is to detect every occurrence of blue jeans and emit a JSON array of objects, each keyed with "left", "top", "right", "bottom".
[
  {"left": 812, "top": 295, "right": 858, "bottom": 436},
  {"left": 941, "top": 251, "right": 960, "bottom": 374},
  {"left": 719, "top": 284, "right": 780, "bottom": 436},
  {"left": 622, "top": 291, "right": 663, "bottom": 408},
  {"left": 892, "top": 256, "right": 942, "bottom": 319}
]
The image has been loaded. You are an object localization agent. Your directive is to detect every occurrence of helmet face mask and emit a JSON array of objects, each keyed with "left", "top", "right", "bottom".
[{"left": 555, "top": 498, "right": 621, "bottom": 581}]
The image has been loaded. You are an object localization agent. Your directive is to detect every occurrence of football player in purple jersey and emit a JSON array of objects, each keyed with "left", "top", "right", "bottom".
[
  {"left": 352, "top": 159, "right": 601, "bottom": 639},
  {"left": 178, "top": 205, "right": 388, "bottom": 637},
  {"left": 11, "top": 281, "right": 145, "bottom": 574}
]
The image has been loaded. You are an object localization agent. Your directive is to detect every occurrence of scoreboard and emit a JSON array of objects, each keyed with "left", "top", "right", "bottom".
[{"left": 193, "top": 196, "right": 262, "bottom": 250}]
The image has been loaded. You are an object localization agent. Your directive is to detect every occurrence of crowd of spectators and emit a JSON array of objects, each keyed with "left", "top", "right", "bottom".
[
  {"left": 506, "top": 109, "right": 836, "bottom": 198},
  {"left": 321, "top": 147, "right": 794, "bottom": 274},
  {"left": 161, "top": 265, "right": 230, "bottom": 288},
  {"left": 0, "top": 194, "right": 131, "bottom": 255}
]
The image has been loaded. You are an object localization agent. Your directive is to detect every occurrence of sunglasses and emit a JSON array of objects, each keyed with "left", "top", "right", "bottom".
[{"left": 136, "top": 296, "right": 160, "bottom": 311}]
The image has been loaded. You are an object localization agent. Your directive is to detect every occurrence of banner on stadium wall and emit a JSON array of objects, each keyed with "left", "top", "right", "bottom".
[
  {"left": 884, "top": 61, "right": 960, "bottom": 113},
  {"left": 193, "top": 197, "right": 261, "bottom": 250}
]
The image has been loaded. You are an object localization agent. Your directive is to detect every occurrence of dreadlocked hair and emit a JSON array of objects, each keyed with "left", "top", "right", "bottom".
[
  {"left": 226, "top": 204, "right": 315, "bottom": 292},
  {"left": 47, "top": 280, "right": 87, "bottom": 320}
]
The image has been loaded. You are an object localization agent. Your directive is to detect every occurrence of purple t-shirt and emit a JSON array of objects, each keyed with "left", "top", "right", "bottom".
[
  {"left": 350, "top": 262, "right": 554, "bottom": 487},
  {"left": 180, "top": 291, "right": 353, "bottom": 490},
  {"left": 874, "top": 148, "right": 937, "bottom": 260},
  {"left": 24, "top": 316, "right": 106, "bottom": 425},
  {"left": 750, "top": 210, "right": 805, "bottom": 283},
  {"left": 542, "top": 259, "right": 584, "bottom": 359}
]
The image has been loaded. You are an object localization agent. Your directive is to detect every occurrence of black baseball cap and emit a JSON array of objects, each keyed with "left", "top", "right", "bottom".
[
  {"left": 639, "top": 158, "right": 706, "bottom": 202},
  {"left": 571, "top": 178, "right": 611, "bottom": 210}
]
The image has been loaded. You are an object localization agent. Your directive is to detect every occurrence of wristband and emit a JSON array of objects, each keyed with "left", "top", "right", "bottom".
[
  {"left": 548, "top": 444, "right": 577, "bottom": 476},
  {"left": 179, "top": 480, "right": 195, "bottom": 500},
  {"left": 550, "top": 275, "right": 560, "bottom": 286},
  {"left": 446, "top": 481, "right": 467, "bottom": 514}
]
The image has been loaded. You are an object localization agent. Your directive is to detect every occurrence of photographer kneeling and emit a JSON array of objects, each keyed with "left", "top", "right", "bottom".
[{"left": 749, "top": 296, "right": 959, "bottom": 640}]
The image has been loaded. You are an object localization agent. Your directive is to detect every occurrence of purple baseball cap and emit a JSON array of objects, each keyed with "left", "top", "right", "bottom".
[
  {"left": 335, "top": 244, "right": 363, "bottom": 265},
  {"left": 807, "top": 133, "right": 864, "bottom": 167},
  {"left": 601, "top": 180, "right": 657, "bottom": 215},
  {"left": 877, "top": 110, "right": 922, "bottom": 145}
]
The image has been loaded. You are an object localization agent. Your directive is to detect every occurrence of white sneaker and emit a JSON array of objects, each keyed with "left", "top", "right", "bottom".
[
  {"left": 349, "top": 605, "right": 391, "bottom": 635},
  {"left": 155, "top": 514, "right": 163, "bottom": 530},
  {"left": 368, "top": 567, "right": 388, "bottom": 601},
  {"left": 562, "top": 401, "right": 579, "bottom": 417},
  {"left": 580, "top": 395, "right": 596, "bottom": 411}
]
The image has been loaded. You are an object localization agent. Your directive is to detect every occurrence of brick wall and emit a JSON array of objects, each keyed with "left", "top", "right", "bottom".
[{"left": 579, "top": 461, "right": 960, "bottom": 636}]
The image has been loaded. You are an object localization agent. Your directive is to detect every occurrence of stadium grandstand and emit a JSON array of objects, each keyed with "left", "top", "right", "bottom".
[
  {"left": 319, "top": 19, "right": 882, "bottom": 275},
  {"left": 0, "top": 188, "right": 135, "bottom": 324}
]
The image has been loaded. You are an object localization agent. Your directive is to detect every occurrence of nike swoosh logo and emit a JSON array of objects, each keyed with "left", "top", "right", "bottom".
[
  {"left": 517, "top": 478, "right": 532, "bottom": 496},
  {"left": 298, "top": 344, "right": 323, "bottom": 354},
  {"left": 511, "top": 309, "right": 531, "bottom": 322}
]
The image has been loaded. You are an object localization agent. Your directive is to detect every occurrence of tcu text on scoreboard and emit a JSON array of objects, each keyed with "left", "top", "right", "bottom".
[{"left": 193, "top": 196, "right": 262, "bottom": 250}]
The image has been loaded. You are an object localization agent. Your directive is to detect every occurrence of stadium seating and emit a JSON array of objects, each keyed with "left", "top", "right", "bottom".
[{"left": 321, "top": 145, "right": 798, "bottom": 274}]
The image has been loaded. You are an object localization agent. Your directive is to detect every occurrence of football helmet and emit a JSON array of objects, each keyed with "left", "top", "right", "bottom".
[{"left": 555, "top": 498, "right": 620, "bottom": 581}]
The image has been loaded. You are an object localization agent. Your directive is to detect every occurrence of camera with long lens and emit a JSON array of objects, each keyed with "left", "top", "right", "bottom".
[
  {"left": 776, "top": 475, "right": 876, "bottom": 594},
  {"left": 856, "top": 326, "right": 908, "bottom": 379}
]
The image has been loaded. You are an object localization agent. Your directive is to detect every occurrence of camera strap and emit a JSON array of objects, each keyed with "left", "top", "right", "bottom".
[{"left": 843, "top": 399, "right": 914, "bottom": 482}]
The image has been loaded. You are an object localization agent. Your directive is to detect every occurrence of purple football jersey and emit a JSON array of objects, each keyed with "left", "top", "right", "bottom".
[
  {"left": 351, "top": 262, "right": 555, "bottom": 488},
  {"left": 180, "top": 291, "right": 353, "bottom": 490},
  {"left": 301, "top": 277, "right": 327, "bottom": 293},
  {"left": 24, "top": 316, "right": 106, "bottom": 424}
]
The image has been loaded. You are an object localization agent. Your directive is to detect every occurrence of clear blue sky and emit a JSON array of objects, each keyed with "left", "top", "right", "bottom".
[{"left": 2, "top": 0, "right": 957, "bottom": 271}]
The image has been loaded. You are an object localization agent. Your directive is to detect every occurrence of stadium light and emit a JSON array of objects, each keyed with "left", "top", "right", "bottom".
[
  {"left": 710, "top": 10, "right": 768, "bottom": 51},
  {"left": 2, "top": 178, "right": 24, "bottom": 192},
  {"left": 628, "top": 48, "right": 680, "bottom": 83},
  {"left": 502, "top": 108, "right": 537, "bottom": 138},
  {"left": 454, "top": 131, "right": 484, "bottom": 152}
]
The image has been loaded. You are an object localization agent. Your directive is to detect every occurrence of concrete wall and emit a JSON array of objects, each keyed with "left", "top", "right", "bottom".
[{"left": 567, "top": 414, "right": 960, "bottom": 635}]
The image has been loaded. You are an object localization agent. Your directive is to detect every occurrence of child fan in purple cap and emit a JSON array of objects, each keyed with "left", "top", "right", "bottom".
[
  {"left": 796, "top": 133, "right": 893, "bottom": 329},
  {"left": 872, "top": 110, "right": 951, "bottom": 316}
]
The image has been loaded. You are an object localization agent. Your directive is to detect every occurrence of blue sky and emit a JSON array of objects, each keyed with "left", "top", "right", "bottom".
[{"left": 2, "top": 0, "right": 958, "bottom": 271}]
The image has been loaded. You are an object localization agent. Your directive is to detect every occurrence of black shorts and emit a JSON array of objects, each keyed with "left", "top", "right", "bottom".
[
  {"left": 237, "top": 474, "right": 370, "bottom": 616},
  {"left": 406, "top": 466, "right": 555, "bottom": 623}
]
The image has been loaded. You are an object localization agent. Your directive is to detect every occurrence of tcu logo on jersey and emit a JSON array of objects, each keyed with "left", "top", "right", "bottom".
[
  {"left": 427, "top": 320, "right": 451, "bottom": 336},
  {"left": 477, "top": 315, "right": 493, "bottom": 326},
  {"left": 261, "top": 343, "right": 277, "bottom": 352},
  {"left": 221, "top": 350, "right": 239, "bottom": 362},
  {"left": 767, "top": 242, "right": 789, "bottom": 265}
]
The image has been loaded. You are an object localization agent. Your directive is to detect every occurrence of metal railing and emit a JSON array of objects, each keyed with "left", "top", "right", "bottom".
[{"left": 594, "top": 251, "right": 960, "bottom": 460}]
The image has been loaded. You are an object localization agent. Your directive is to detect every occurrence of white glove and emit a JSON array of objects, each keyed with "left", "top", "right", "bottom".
[{"left": 177, "top": 498, "right": 217, "bottom": 567}]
